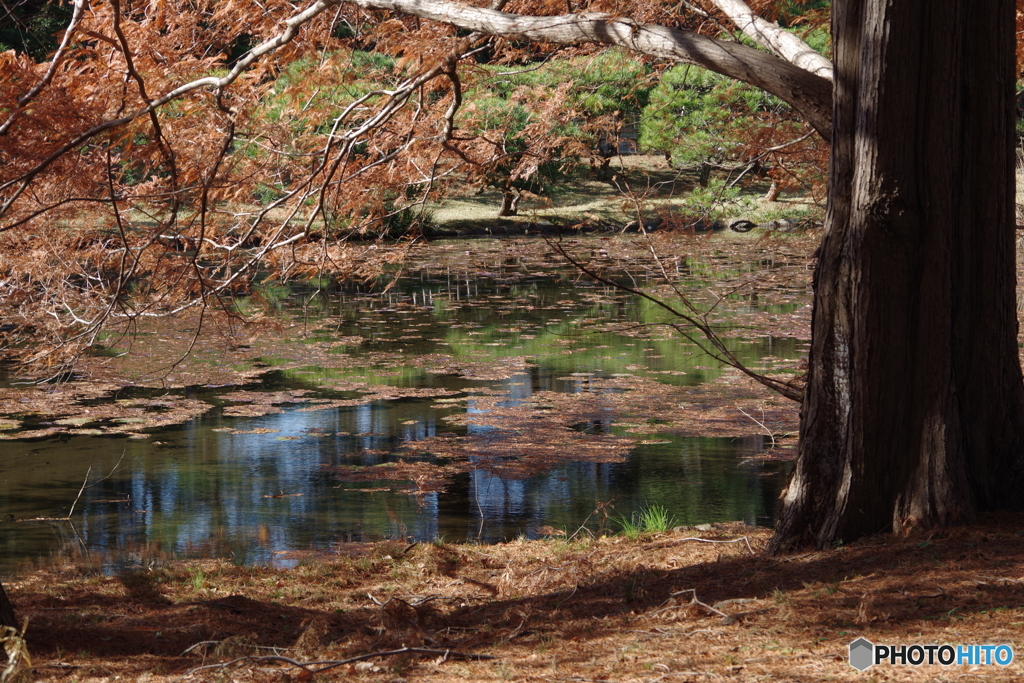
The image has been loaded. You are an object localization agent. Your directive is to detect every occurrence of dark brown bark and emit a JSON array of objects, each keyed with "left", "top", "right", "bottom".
[
  {"left": 697, "top": 162, "right": 712, "bottom": 187},
  {"left": 497, "top": 189, "right": 519, "bottom": 216},
  {"left": 769, "top": 0, "right": 1024, "bottom": 552},
  {"left": 0, "top": 581, "right": 17, "bottom": 629}
]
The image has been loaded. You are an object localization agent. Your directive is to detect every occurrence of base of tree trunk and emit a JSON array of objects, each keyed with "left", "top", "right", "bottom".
[
  {"left": 767, "top": 0, "right": 1024, "bottom": 553},
  {"left": 697, "top": 162, "right": 711, "bottom": 187},
  {"left": 497, "top": 191, "right": 520, "bottom": 216},
  {"left": 0, "top": 581, "right": 17, "bottom": 629}
]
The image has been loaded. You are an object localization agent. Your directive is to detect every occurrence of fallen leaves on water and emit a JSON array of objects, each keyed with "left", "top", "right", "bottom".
[
  {"left": 325, "top": 460, "right": 464, "bottom": 497},
  {"left": 0, "top": 395, "right": 214, "bottom": 440}
]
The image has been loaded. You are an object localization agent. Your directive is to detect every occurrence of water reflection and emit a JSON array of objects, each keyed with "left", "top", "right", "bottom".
[
  {"left": 1, "top": 373, "right": 786, "bottom": 572},
  {"left": 0, "top": 243, "right": 804, "bottom": 572}
]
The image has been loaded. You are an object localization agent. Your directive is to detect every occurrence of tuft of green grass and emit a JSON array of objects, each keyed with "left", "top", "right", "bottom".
[
  {"left": 616, "top": 504, "right": 678, "bottom": 539},
  {"left": 189, "top": 567, "right": 206, "bottom": 591}
]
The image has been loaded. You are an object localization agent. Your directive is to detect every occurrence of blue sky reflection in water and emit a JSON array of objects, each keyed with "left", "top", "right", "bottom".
[{"left": 0, "top": 238, "right": 808, "bottom": 570}]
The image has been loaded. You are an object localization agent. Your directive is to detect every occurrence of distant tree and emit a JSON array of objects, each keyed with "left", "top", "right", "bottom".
[
  {"left": 639, "top": 62, "right": 822, "bottom": 197},
  {"left": 457, "top": 48, "right": 653, "bottom": 214},
  {"left": 641, "top": 65, "right": 783, "bottom": 182}
]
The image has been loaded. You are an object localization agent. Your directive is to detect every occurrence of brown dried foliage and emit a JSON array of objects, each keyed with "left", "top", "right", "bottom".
[
  {"left": 0, "top": 0, "right": 822, "bottom": 370},
  {"left": 8, "top": 515, "right": 1024, "bottom": 681}
]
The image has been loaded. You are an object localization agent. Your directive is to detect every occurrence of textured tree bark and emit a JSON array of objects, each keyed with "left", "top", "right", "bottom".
[
  {"left": 0, "top": 581, "right": 17, "bottom": 629},
  {"left": 768, "top": 0, "right": 1024, "bottom": 552}
]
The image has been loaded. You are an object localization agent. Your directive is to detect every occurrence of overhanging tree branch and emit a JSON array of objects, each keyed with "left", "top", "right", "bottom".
[
  {"left": 2, "top": 0, "right": 833, "bottom": 224},
  {"left": 345, "top": 0, "right": 833, "bottom": 138},
  {"left": 709, "top": 0, "right": 833, "bottom": 81},
  {"left": 1, "top": 0, "right": 830, "bottom": 370},
  {"left": 0, "top": 0, "right": 339, "bottom": 219},
  {"left": 549, "top": 239, "right": 804, "bottom": 402}
]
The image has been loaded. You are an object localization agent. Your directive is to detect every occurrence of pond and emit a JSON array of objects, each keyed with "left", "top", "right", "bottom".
[{"left": 0, "top": 236, "right": 812, "bottom": 571}]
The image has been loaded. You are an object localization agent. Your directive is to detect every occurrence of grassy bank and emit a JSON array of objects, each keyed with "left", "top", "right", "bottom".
[
  {"left": 427, "top": 155, "right": 822, "bottom": 237},
  {"left": 6, "top": 516, "right": 1024, "bottom": 681}
]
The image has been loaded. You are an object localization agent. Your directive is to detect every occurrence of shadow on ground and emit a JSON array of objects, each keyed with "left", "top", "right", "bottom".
[{"left": 13, "top": 514, "right": 1024, "bottom": 680}]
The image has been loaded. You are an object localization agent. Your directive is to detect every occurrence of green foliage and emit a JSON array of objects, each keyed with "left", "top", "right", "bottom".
[
  {"left": 190, "top": 567, "right": 207, "bottom": 591},
  {"left": 267, "top": 50, "right": 399, "bottom": 126},
  {"left": 240, "top": 49, "right": 406, "bottom": 209},
  {"left": 462, "top": 95, "right": 532, "bottom": 150},
  {"left": 639, "top": 65, "right": 785, "bottom": 165},
  {"left": 252, "top": 181, "right": 285, "bottom": 205},
  {"left": 479, "top": 48, "right": 651, "bottom": 115},
  {"left": 795, "top": 25, "right": 832, "bottom": 56},
  {"left": 744, "top": 202, "right": 820, "bottom": 225},
  {"left": 775, "top": 1, "right": 831, "bottom": 26},
  {"left": 0, "top": 0, "right": 73, "bottom": 61},
  {"left": 540, "top": 49, "right": 651, "bottom": 114},
  {"left": 351, "top": 49, "right": 396, "bottom": 73},
  {"left": 615, "top": 504, "right": 678, "bottom": 540},
  {"left": 680, "top": 177, "right": 746, "bottom": 219}
]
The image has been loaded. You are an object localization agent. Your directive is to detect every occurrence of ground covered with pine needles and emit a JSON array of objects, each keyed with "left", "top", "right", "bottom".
[{"left": 6, "top": 515, "right": 1024, "bottom": 682}]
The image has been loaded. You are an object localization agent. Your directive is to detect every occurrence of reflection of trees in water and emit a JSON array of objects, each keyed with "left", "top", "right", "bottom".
[
  {"left": 462, "top": 434, "right": 783, "bottom": 542},
  {"left": 3, "top": 403, "right": 785, "bottom": 568},
  {"left": 2, "top": 258, "right": 800, "bottom": 567}
]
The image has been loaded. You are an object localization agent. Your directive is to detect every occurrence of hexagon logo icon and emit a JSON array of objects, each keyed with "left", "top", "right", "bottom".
[{"left": 849, "top": 637, "right": 874, "bottom": 671}]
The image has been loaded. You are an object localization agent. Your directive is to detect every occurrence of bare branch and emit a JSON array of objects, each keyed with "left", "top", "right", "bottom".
[
  {"left": 0, "top": 0, "right": 338, "bottom": 219},
  {"left": 346, "top": 0, "right": 832, "bottom": 138},
  {"left": 710, "top": 0, "right": 833, "bottom": 81},
  {"left": 0, "top": 0, "right": 87, "bottom": 135},
  {"left": 548, "top": 239, "right": 804, "bottom": 402}
]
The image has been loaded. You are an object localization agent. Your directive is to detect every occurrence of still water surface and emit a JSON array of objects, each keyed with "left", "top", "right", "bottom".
[{"left": 0, "top": 239, "right": 805, "bottom": 570}]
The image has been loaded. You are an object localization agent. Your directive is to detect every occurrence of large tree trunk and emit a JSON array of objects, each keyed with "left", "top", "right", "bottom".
[{"left": 769, "top": 0, "right": 1024, "bottom": 552}]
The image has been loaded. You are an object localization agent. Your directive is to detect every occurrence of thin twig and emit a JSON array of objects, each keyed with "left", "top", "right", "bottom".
[
  {"left": 17, "top": 465, "right": 96, "bottom": 523},
  {"left": 180, "top": 640, "right": 220, "bottom": 656},
  {"left": 66, "top": 466, "right": 91, "bottom": 519},
  {"left": 546, "top": 238, "right": 803, "bottom": 402},
  {"left": 181, "top": 654, "right": 314, "bottom": 678},
  {"left": 736, "top": 407, "right": 776, "bottom": 448},
  {"left": 85, "top": 450, "right": 129, "bottom": 489},
  {"left": 568, "top": 508, "right": 599, "bottom": 541},
  {"left": 647, "top": 588, "right": 730, "bottom": 619}
]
